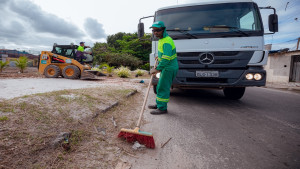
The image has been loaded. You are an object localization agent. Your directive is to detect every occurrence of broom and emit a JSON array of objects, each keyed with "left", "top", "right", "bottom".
[{"left": 118, "top": 59, "right": 157, "bottom": 149}]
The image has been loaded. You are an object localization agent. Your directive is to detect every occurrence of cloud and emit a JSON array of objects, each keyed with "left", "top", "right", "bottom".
[
  {"left": 0, "top": 21, "right": 26, "bottom": 39},
  {"left": 8, "top": 0, "right": 84, "bottom": 38},
  {"left": 84, "top": 18, "right": 106, "bottom": 39},
  {"left": 0, "top": 0, "right": 101, "bottom": 51}
]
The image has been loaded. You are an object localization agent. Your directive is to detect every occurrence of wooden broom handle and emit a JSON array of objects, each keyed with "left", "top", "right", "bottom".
[{"left": 137, "top": 58, "right": 158, "bottom": 127}]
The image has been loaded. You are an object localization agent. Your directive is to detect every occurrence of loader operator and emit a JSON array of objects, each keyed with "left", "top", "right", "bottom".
[
  {"left": 76, "top": 42, "right": 90, "bottom": 63},
  {"left": 148, "top": 21, "right": 178, "bottom": 115}
]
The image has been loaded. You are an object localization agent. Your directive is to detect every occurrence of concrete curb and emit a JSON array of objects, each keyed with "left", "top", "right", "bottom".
[
  {"left": 92, "top": 90, "right": 138, "bottom": 119},
  {"left": 126, "top": 89, "right": 137, "bottom": 98},
  {"left": 265, "top": 83, "right": 300, "bottom": 92}
]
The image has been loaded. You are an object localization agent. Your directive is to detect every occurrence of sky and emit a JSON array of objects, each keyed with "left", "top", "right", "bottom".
[{"left": 0, "top": 0, "right": 299, "bottom": 53}]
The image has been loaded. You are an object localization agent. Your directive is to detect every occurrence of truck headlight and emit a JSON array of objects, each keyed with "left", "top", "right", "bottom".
[
  {"left": 245, "top": 73, "right": 254, "bottom": 80},
  {"left": 254, "top": 73, "right": 262, "bottom": 80},
  {"left": 156, "top": 72, "right": 160, "bottom": 78}
]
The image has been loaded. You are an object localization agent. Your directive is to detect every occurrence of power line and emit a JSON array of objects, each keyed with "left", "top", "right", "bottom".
[{"left": 271, "top": 38, "right": 299, "bottom": 44}]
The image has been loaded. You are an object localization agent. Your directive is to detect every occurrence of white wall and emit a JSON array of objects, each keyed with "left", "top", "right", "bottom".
[{"left": 265, "top": 51, "right": 300, "bottom": 83}]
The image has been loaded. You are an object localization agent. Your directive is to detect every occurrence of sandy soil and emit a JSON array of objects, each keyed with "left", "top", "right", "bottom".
[
  {"left": 0, "top": 67, "right": 152, "bottom": 168},
  {"left": 0, "top": 67, "right": 149, "bottom": 100}
]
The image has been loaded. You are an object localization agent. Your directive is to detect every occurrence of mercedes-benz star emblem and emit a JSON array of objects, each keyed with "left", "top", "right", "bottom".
[{"left": 199, "top": 53, "right": 214, "bottom": 64}]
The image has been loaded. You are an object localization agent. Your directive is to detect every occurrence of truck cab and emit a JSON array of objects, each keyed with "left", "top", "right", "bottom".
[{"left": 139, "top": 0, "right": 278, "bottom": 99}]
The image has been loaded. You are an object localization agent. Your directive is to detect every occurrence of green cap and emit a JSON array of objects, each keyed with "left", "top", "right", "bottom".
[{"left": 150, "top": 21, "right": 166, "bottom": 28}]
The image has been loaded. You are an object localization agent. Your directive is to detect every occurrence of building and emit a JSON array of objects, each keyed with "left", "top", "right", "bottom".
[
  {"left": 265, "top": 50, "right": 300, "bottom": 83},
  {"left": 0, "top": 49, "right": 39, "bottom": 67}
]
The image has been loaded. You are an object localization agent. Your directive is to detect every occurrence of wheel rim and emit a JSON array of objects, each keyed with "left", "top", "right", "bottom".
[
  {"left": 65, "top": 68, "right": 74, "bottom": 76},
  {"left": 47, "top": 68, "right": 56, "bottom": 76}
]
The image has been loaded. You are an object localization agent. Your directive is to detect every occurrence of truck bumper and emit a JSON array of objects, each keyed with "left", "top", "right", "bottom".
[{"left": 152, "top": 66, "right": 266, "bottom": 89}]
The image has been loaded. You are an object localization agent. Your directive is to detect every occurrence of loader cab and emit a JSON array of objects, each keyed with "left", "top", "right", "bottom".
[
  {"left": 52, "top": 44, "right": 78, "bottom": 59},
  {"left": 51, "top": 43, "right": 93, "bottom": 64}
]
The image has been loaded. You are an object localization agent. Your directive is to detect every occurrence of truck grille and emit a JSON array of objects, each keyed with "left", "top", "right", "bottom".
[
  {"left": 186, "top": 78, "right": 227, "bottom": 83},
  {"left": 177, "top": 51, "right": 253, "bottom": 68},
  {"left": 180, "top": 60, "right": 234, "bottom": 64}
]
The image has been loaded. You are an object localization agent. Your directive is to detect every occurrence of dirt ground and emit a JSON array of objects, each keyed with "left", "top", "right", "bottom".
[
  {"left": 0, "top": 67, "right": 43, "bottom": 79},
  {"left": 0, "top": 67, "right": 149, "bottom": 80},
  {"left": 0, "top": 67, "right": 151, "bottom": 169}
]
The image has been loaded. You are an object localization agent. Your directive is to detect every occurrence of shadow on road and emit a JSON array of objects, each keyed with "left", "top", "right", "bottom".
[{"left": 169, "top": 88, "right": 266, "bottom": 112}]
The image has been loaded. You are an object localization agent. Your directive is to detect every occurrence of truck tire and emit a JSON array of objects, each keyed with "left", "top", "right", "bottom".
[
  {"left": 223, "top": 87, "right": 245, "bottom": 100},
  {"left": 153, "top": 85, "right": 157, "bottom": 94},
  {"left": 62, "top": 65, "right": 80, "bottom": 79},
  {"left": 44, "top": 65, "right": 61, "bottom": 78}
]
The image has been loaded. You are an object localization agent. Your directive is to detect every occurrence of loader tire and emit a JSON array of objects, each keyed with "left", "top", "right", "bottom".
[
  {"left": 44, "top": 65, "right": 61, "bottom": 78},
  {"left": 62, "top": 65, "right": 80, "bottom": 79}
]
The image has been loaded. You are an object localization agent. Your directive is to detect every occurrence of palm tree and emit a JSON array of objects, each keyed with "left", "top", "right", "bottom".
[
  {"left": 0, "top": 60, "right": 9, "bottom": 73},
  {"left": 14, "top": 56, "right": 28, "bottom": 73}
]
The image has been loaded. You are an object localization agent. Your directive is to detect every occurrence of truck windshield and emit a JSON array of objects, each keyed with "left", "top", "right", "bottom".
[{"left": 155, "top": 2, "right": 263, "bottom": 39}]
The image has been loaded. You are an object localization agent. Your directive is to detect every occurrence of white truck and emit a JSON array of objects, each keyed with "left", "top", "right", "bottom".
[{"left": 138, "top": 0, "right": 278, "bottom": 99}]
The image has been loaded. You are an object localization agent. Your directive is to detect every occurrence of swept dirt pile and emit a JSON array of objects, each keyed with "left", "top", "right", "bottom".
[{"left": 0, "top": 86, "right": 146, "bottom": 168}]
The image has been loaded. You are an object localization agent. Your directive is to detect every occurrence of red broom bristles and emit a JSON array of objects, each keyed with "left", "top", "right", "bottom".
[{"left": 118, "top": 131, "right": 155, "bottom": 149}]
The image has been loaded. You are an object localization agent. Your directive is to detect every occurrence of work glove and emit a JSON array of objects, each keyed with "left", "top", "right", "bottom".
[{"left": 150, "top": 68, "right": 159, "bottom": 74}]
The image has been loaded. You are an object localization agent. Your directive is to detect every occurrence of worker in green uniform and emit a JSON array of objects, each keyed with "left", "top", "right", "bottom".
[{"left": 148, "top": 21, "right": 178, "bottom": 115}]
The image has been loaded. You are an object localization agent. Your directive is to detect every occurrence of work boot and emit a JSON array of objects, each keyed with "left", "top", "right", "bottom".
[
  {"left": 148, "top": 104, "right": 157, "bottom": 109},
  {"left": 150, "top": 109, "right": 168, "bottom": 115}
]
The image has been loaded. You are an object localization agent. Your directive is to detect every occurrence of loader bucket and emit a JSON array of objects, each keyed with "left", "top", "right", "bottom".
[{"left": 80, "top": 70, "right": 106, "bottom": 80}]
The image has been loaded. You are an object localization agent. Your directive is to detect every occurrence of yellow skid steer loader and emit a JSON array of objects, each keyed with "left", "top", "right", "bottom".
[{"left": 38, "top": 43, "right": 104, "bottom": 79}]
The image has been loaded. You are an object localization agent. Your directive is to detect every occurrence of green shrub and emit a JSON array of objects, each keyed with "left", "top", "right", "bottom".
[
  {"left": 139, "top": 63, "right": 150, "bottom": 70},
  {"left": 99, "top": 63, "right": 115, "bottom": 76},
  {"left": 101, "top": 52, "right": 142, "bottom": 69},
  {"left": 14, "top": 56, "right": 28, "bottom": 73},
  {"left": 0, "top": 60, "right": 9, "bottom": 73},
  {"left": 91, "top": 67, "right": 102, "bottom": 72},
  {"left": 135, "top": 69, "right": 145, "bottom": 76},
  {"left": 114, "top": 66, "right": 131, "bottom": 78}
]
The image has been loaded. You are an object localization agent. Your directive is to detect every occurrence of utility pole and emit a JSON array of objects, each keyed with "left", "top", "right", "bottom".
[{"left": 296, "top": 37, "right": 300, "bottom": 50}]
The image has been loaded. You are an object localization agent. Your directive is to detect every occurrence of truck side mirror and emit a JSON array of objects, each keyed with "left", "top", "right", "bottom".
[
  {"left": 138, "top": 22, "right": 145, "bottom": 38},
  {"left": 268, "top": 14, "right": 278, "bottom": 32}
]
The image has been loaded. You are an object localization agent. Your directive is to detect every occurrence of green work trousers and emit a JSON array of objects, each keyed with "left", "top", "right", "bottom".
[{"left": 156, "top": 69, "right": 178, "bottom": 110}]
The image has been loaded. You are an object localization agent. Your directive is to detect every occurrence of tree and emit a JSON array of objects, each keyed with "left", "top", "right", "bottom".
[
  {"left": 0, "top": 60, "right": 9, "bottom": 73},
  {"left": 14, "top": 56, "right": 28, "bottom": 73},
  {"left": 92, "top": 42, "right": 109, "bottom": 65},
  {"left": 117, "top": 33, "right": 151, "bottom": 61},
  {"left": 107, "top": 32, "right": 128, "bottom": 51},
  {"left": 92, "top": 32, "right": 151, "bottom": 68}
]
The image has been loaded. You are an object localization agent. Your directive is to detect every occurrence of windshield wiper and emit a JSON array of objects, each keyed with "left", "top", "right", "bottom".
[
  {"left": 167, "top": 29, "right": 198, "bottom": 39},
  {"left": 207, "top": 26, "right": 249, "bottom": 36}
]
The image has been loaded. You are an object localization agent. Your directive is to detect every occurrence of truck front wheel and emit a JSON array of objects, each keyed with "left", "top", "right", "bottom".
[{"left": 223, "top": 87, "right": 245, "bottom": 100}]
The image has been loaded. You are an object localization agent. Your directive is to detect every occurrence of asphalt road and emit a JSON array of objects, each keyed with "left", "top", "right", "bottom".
[{"left": 129, "top": 87, "right": 300, "bottom": 169}]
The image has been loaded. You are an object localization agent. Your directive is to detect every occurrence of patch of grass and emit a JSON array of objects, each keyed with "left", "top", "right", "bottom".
[
  {"left": 104, "top": 89, "right": 133, "bottom": 98},
  {"left": 114, "top": 66, "right": 131, "bottom": 78},
  {"left": 19, "top": 101, "right": 28, "bottom": 111},
  {"left": 70, "top": 130, "right": 87, "bottom": 145},
  {"left": 0, "top": 101, "right": 14, "bottom": 112},
  {"left": 35, "top": 111, "right": 50, "bottom": 123},
  {"left": 0, "top": 86, "right": 140, "bottom": 168},
  {"left": 135, "top": 69, "right": 145, "bottom": 76},
  {"left": 0, "top": 116, "right": 8, "bottom": 121}
]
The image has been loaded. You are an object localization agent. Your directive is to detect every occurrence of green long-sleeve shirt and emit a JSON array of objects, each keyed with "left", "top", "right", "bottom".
[{"left": 156, "top": 36, "right": 178, "bottom": 71}]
